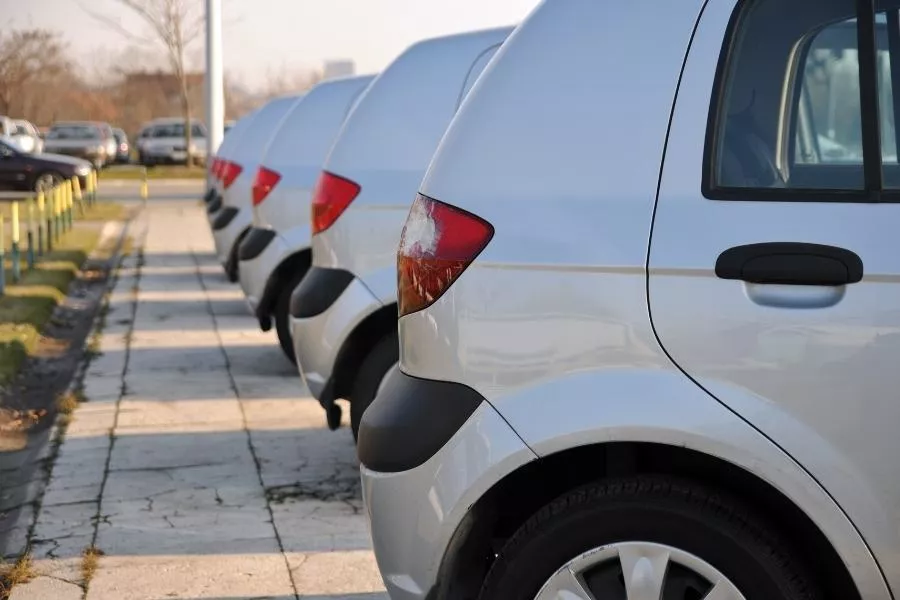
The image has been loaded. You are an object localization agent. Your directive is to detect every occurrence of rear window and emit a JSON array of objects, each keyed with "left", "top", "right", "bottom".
[
  {"left": 150, "top": 123, "right": 207, "bottom": 138},
  {"left": 47, "top": 125, "right": 101, "bottom": 140}
]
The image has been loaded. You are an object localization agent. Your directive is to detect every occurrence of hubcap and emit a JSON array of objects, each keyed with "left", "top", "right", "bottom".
[{"left": 534, "top": 542, "right": 745, "bottom": 600}]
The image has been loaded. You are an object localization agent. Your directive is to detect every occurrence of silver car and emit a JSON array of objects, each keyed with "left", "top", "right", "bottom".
[{"left": 359, "top": 0, "right": 899, "bottom": 599}]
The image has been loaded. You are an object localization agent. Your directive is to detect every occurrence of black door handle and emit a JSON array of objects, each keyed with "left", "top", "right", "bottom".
[{"left": 715, "top": 242, "right": 863, "bottom": 286}]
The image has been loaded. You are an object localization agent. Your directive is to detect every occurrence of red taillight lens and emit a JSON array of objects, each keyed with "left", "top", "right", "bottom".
[
  {"left": 252, "top": 166, "right": 281, "bottom": 206},
  {"left": 397, "top": 194, "right": 494, "bottom": 317},
  {"left": 221, "top": 161, "right": 243, "bottom": 189},
  {"left": 311, "top": 171, "right": 361, "bottom": 234}
]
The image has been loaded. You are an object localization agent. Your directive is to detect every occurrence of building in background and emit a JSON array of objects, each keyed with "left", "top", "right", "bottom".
[{"left": 322, "top": 60, "right": 355, "bottom": 80}]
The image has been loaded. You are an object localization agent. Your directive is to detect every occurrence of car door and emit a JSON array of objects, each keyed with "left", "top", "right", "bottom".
[
  {"left": 649, "top": 0, "right": 900, "bottom": 592},
  {"left": 0, "top": 143, "right": 27, "bottom": 190}
]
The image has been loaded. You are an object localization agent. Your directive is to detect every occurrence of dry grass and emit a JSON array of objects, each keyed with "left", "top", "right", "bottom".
[
  {"left": 81, "top": 545, "right": 104, "bottom": 589},
  {"left": 100, "top": 164, "right": 207, "bottom": 180},
  {"left": 0, "top": 554, "right": 36, "bottom": 599},
  {"left": 55, "top": 389, "right": 84, "bottom": 415}
]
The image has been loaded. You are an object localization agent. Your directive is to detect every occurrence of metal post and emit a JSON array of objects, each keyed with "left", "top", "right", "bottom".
[
  {"left": 26, "top": 197, "right": 34, "bottom": 270},
  {"left": 37, "top": 191, "right": 45, "bottom": 257},
  {"left": 11, "top": 201, "right": 20, "bottom": 283},
  {"left": 205, "top": 0, "right": 224, "bottom": 194}
]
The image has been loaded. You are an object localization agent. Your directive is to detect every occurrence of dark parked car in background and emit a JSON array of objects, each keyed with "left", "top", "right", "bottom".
[
  {"left": 0, "top": 138, "right": 92, "bottom": 192},
  {"left": 112, "top": 128, "right": 130, "bottom": 164},
  {"left": 42, "top": 122, "right": 111, "bottom": 169}
]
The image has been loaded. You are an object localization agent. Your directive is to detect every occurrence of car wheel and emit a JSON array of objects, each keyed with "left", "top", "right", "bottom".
[
  {"left": 479, "top": 476, "right": 819, "bottom": 600},
  {"left": 34, "top": 171, "right": 63, "bottom": 193},
  {"left": 274, "top": 271, "right": 307, "bottom": 363},
  {"left": 349, "top": 330, "right": 399, "bottom": 442}
]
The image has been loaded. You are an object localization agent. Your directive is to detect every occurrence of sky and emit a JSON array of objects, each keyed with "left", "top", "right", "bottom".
[{"left": 6, "top": 0, "right": 541, "bottom": 91}]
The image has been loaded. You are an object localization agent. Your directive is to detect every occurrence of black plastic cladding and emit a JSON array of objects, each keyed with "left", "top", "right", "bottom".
[
  {"left": 357, "top": 369, "right": 485, "bottom": 473},
  {"left": 288, "top": 266, "right": 355, "bottom": 319}
]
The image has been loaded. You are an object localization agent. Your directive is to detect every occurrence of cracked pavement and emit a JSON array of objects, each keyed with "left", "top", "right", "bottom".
[{"left": 10, "top": 198, "right": 387, "bottom": 600}]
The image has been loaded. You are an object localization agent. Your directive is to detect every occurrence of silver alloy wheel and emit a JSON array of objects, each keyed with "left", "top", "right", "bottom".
[{"left": 534, "top": 542, "right": 745, "bottom": 600}]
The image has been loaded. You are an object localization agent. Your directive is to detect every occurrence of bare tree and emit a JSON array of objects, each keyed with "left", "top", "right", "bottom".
[
  {"left": 0, "top": 29, "right": 70, "bottom": 115},
  {"left": 83, "top": 0, "right": 204, "bottom": 164}
]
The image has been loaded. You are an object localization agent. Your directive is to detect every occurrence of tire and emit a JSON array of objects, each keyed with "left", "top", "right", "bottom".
[
  {"left": 349, "top": 330, "right": 399, "bottom": 442},
  {"left": 273, "top": 271, "right": 307, "bottom": 363},
  {"left": 479, "top": 475, "right": 819, "bottom": 600}
]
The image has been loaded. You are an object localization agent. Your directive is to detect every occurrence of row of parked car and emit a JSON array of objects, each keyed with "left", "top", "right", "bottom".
[
  {"left": 0, "top": 115, "right": 232, "bottom": 171},
  {"left": 204, "top": 1, "right": 900, "bottom": 599}
]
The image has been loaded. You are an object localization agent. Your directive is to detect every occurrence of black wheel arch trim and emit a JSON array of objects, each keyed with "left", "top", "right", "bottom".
[
  {"left": 288, "top": 266, "right": 354, "bottom": 319},
  {"left": 212, "top": 206, "right": 239, "bottom": 230},
  {"left": 238, "top": 227, "right": 276, "bottom": 262},
  {"left": 357, "top": 369, "right": 485, "bottom": 473}
]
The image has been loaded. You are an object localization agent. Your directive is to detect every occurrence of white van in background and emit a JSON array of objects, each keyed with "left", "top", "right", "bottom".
[
  {"left": 288, "top": 26, "right": 514, "bottom": 439},
  {"left": 237, "top": 75, "right": 376, "bottom": 361}
]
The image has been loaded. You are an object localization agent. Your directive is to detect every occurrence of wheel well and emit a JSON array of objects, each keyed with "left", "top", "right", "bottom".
[
  {"left": 438, "top": 442, "right": 861, "bottom": 600},
  {"left": 331, "top": 303, "right": 397, "bottom": 402},
  {"left": 226, "top": 227, "right": 252, "bottom": 281},
  {"left": 258, "top": 248, "right": 312, "bottom": 317}
]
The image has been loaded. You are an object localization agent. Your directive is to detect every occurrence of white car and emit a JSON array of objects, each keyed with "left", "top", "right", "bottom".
[
  {"left": 209, "top": 95, "right": 304, "bottom": 282},
  {"left": 288, "top": 26, "right": 513, "bottom": 439},
  {"left": 12, "top": 120, "right": 43, "bottom": 154},
  {"left": 237, "top": 75, "right": 375, "bottom": 361},
  {"left": 139, "top": 118, "right": 208, "bottom": 166},
  {"left": 360, "top": 0, "right": 898, "bottom": 599},
  {"left": 206, "top": 110, "right": 258, "bottom": 204}
]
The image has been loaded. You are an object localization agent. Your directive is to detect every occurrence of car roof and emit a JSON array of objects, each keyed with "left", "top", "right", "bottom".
[
  {"left": 260, "top": 74, "right": 376, "bottom": 173},
  {"left": 215, "top": 110, "right": 260, "bottom": 159},
  {"left": 228, "top": 94, "right": 305, "bottom": 164},
  {"left": 323, "top": 26, "right": 513, "bottom": 184},
  {"left": 419, "top": 0, "right": 705, "bottom": 266}
]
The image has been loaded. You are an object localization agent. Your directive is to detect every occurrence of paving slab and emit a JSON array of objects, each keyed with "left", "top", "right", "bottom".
[{"left": 8, "top": 200, "right": 387, "bottom": 599}]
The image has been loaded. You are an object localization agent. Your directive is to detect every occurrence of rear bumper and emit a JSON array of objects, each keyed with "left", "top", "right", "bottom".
[
  {"left": 212, "top": 206, "right": 251, "bottom": 268},
  {"left": 238, "top": 228, "right": 284, "bottom": 320},
  {"left": 289, "top": 267, "right": 380, "bottom": 402},
  {"left": 360, "top": 370, "right": 533, "bottom": 600}
]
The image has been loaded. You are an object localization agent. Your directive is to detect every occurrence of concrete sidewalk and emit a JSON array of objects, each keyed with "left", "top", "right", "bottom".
[{"left": 10, "top": 201, "right": 386, "bottom": 599}]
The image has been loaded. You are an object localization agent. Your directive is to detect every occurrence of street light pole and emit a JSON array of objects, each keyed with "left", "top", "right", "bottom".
[{"left": 205, "top": 0, "right": 224, "bottom": 191}]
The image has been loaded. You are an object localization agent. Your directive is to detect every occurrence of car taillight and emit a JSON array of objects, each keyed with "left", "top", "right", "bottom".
[
  {"left": 310, "top": 171, "right": 360, "bottom": 234},
  {"left": 397, "top": 194, "right": 494, "bottom": 317},
  {"left": 252, "top": 166, "right": 281, "bottom": 206},
  {"left": 221, "top": 161, "right": 243, "bottom": 189}
]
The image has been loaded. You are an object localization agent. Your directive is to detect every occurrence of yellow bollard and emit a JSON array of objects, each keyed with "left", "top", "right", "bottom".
[
  {"left": 10, "top": 202, "right": 20, "bottom": 282},
  {"left": 53, "top": 186, "right": 62, "bottom": 239},
  {"left": 141, "top": 167, "right": 149, "bottom": 205},
  {"left": 72, "top": 176, "right": 84, "bottom": 216},
  {"left": 66, "top": 180, "right": 74, "bottom": 229},
  {"left": 37, "top": 190, "right": 46, "bottom": 256},
  {"left": 26, "top": 197, "right": 35, "bottom": 269}
]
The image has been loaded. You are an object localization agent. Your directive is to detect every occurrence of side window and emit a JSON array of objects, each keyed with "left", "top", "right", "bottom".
[
  {"left": 192, "top": 124, "right": 206, "bottom": 138},
  {"left": 708, "top": 0, "right": 900, "bottom": 198}
]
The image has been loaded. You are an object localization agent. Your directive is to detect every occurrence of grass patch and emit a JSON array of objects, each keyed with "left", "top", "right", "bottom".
[
  {"left": 100, "top": 165, "right": 207, "bottom": 180},
  {"left": 0, "top": 229, "right": 100, "bottom": 385},
  {"left": 0, "top": 553, "right": 36, "bottom": 598},
  {"left": 0, "top": 199, "right": 126, "bottom": 223}
]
